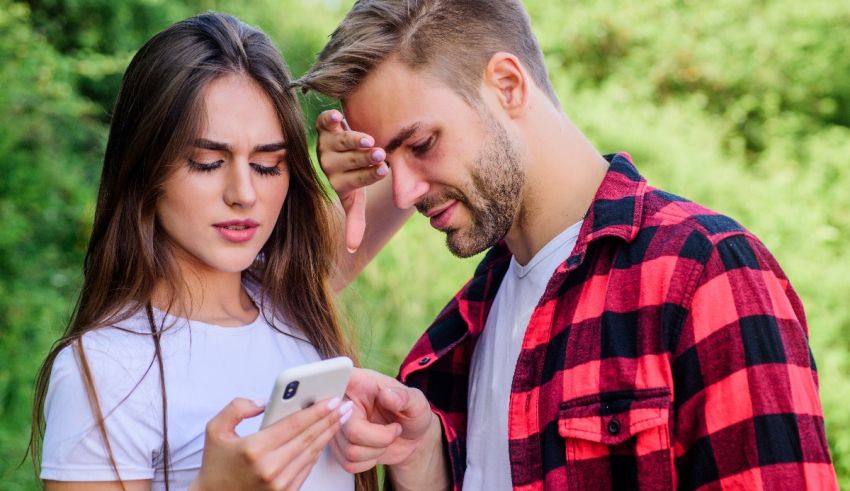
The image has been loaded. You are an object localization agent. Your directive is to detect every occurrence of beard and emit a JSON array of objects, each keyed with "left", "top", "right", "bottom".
[{"left": 416, "top": 116, "right": 524, "bottom": 258}]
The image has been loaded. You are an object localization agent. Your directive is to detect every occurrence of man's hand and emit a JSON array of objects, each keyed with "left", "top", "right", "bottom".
[
  {"left": 316, "top": 110, "right": 388, "bottom": 252},
  {"left": 333, "top": 369, "right": 449, "bottom": 490}
]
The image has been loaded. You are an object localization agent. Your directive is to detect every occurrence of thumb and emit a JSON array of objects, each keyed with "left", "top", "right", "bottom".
[
  {"left": 378, "top": 386, "right": 412, "bottom": 414},
  {"left": 317, "top": 109, "right": 345, "bottom": 133},
  {"left": 344, "top": 188, "right": 366, "bottom": 253},
  {"left": 206, "top": 398, "right": 265, "bottom": 439},
  {"left": 377, "top": 386, "right": 433, "bottom": 439}
]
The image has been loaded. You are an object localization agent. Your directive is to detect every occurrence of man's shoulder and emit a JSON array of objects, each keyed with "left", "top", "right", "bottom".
[{"left": 640, "top": 186, "right": 758, "bottom": 252}]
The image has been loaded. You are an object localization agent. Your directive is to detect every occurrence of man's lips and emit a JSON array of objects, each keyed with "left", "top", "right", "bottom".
[
  {"left": 213, "top": 219, "right": 259, "bottom": 243},
  {"left": 426, "top": 201, "right": 459, "bottom": 231}
]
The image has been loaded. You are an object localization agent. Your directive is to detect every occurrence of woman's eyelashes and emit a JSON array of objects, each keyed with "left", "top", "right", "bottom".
[
  {"left": 187, "top": 158, "right": 284, "bottom": 176},
  {"left": 250, "top": 162, "right": 283, "bottom": 176},
  {"left": 188, "top": 158, "right": 224, "bottom": 172}
]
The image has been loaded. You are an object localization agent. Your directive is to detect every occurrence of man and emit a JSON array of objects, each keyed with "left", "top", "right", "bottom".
[{"left": 293, "top": 0, "right": 838, "bottom": 489}]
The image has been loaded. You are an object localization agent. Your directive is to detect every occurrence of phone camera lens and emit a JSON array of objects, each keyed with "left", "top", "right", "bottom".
[{"left": 283, "top": 380, "right": 299, "bottom": 400}]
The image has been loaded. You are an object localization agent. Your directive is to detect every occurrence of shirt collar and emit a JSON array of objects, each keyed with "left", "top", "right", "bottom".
[
  {"left": 401, "top": 152, "right": 649, "bottom": 374},
  {"left": 477, "top": 151, "right": 647, "bottom": 275}
]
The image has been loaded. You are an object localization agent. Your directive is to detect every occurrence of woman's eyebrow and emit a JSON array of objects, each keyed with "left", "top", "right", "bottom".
[
  {"left": 194, "top": 138, "right": 230, "bottom": 151},
  {"left": 192, "top": 139, "right": 287, "bottom": 153},
  {"left": 253, "top": 142, "right": 287, "bottom": 152}
]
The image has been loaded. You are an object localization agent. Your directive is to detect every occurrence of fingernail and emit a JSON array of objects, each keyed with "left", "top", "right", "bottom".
[
  {"left": 331, "top": 112, "right": 342, "bottom": 122},
  {"left": 253, "top": 399, "right": 267, "bottom": 409},
  {"left": 340, "top": 407, "right": 353, "bottom": 425},
  {"left": 371, "top": 149, "right": 385, "bottom": 162},
  {"left": 346, "top": 247, "right": 357, "bottom": 254},
  {"left": 327, "top": 397, "right": 342, "bottom": 410},
  {"left": 359, "top": 137, "right": 373, "bottom": 148},
  {"left": 338, "top": 400, "right": 354, "bottom": 414},
  {"left": 376, "top": 164, "right": 388, "bottom": 177}
]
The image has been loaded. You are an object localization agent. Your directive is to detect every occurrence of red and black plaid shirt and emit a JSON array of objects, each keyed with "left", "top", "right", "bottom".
[{"left": 397, "top": 153, "right": 837, "bottom": 490}]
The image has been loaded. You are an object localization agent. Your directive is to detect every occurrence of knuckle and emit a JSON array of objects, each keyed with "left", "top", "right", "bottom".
[
  {"left": 257, "top": 466, "right": 276, "bottom": 485},
  {"left": 348, "top": 154, "right": 361, "bottom": 168},
  {"left": 240, "top": 442, "right": 262, "bottom": 464},
  {"left": 342, "top": 461, "right": 363, "bottom": 474},
  {"left": 342, "top": 445, "right": 361, "bottom": 462},
  {"left": 356, "top": 172, "right": 372, "bottom": 187}
]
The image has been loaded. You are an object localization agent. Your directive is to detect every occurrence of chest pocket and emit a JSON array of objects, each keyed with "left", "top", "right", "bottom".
[{"left": 558, "top": 387, "right": 673, "bottom": 490}]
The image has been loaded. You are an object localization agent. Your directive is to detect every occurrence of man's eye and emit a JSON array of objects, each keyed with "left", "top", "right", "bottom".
[
  {"left": 187, "top": 159, "right": 223, "bottom": 172},
  {"left": 251, "top": 162, "right": 283, "bottom": 176},
  {"left": 411, "top": 136, "right": 435, "bottom": 156}
]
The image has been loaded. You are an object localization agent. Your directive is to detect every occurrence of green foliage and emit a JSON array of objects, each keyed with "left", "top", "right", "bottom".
[
  {"left": 0, "top": 1, "right": 102, "bottom": 486},
  {"left": 1, "top": 0, "right": 848, "bottom": 488}
]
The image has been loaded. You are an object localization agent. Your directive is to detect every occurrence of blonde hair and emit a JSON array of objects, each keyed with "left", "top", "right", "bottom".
[{"left": 293, "top": 0, "right": 557, "bottom": 105}]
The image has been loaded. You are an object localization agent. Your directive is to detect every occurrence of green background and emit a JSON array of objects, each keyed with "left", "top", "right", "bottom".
[{"left": 1, "top": 0, "right": 848, "bottom": 488}]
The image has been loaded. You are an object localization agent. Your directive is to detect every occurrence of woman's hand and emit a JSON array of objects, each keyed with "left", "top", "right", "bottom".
[
  {"left": 315, "top": 109, "right": 388, "bottom": 253},
  {"left": 190, "top": 396, "right": 353, "bottom": 491}
]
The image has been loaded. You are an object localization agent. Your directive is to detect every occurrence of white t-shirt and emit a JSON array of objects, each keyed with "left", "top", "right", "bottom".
[
  {"left": 41, "top": 284, "right": 353, "bottom": 491},
  {"left": 464, "top": 220, "right": 583, "bottom": 490}
]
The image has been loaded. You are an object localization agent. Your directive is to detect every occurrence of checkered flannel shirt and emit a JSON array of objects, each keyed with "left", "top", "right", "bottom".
[{"left": 397, "top": 153, "right": 837, "bottom": 490}]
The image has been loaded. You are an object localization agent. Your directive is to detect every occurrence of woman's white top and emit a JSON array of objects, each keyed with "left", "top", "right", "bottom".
[{"left": 40, "top": 285, "right": 353, "bottom": 490}]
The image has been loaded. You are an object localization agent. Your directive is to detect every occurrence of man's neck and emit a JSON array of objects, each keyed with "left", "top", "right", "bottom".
[{"left": 504, "top": 103, "right": 609, "bottom": 266}]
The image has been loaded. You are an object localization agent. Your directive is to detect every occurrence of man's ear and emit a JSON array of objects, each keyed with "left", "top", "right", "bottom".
[{"left": 482, "top": 52, "right": 528, "bottom": 117}]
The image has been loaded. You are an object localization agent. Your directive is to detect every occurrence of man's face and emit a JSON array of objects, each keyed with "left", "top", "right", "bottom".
[{"left": 344, "top": 59, "right": 525, "bottom": 257}]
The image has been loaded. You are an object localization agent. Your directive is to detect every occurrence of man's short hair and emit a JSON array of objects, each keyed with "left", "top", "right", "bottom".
[{"left": 293, "top": 0, "right": 558, "bottom": 106}]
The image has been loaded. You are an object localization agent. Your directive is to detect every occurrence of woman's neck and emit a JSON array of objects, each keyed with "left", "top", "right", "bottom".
[{"left": 152, "top": 257, "right": 259, "bottom": 327}]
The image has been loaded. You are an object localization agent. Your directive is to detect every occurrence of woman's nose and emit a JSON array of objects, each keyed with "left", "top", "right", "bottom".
[{"left": 223, "top": 162, "right": 257, "bottom": 208}]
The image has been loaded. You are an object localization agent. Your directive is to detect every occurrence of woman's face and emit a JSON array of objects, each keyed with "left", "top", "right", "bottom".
[{"left": 156, "top": 74, "right": 290, "bottom": 275}]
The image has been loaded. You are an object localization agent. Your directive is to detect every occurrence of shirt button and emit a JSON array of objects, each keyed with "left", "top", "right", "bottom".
[
  {"left": 419, "top": 357, "right": 431, "bottom": 366},
  {"left": 607, "top": 419, "right": 621, "bottom": 435}
]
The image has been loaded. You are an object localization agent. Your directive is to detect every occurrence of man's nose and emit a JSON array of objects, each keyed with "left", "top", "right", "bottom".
[
  {"left": 390, "top": 159, "right": 429, "bottom": 210},
  {"left": 223, "top": 161, "right": 257, "bottom": 208}
]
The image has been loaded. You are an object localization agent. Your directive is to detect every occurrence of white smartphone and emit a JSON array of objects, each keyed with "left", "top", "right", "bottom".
[{"left": 260, "top": 356, "right": 353, "bottom": 429}]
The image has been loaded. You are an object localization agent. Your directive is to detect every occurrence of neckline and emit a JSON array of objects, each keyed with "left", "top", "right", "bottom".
[
  {"left": 149, "top": 281, "right": 264, "bottom": 331},
  {"left": 512, "top": 220, "right": 584, "bottom": 279}
]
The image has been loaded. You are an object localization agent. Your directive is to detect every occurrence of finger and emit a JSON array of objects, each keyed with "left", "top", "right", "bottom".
[
  {"left": 324, "top": 131, "right": 378, "bottom": 153},
  {"left": 286, "top": 465, "right": 313, "bottom": 491},
  {"left": 252, "top": 397, "right": 341, "bottom": 448},
  {"left": 330, "top": 432, "right": 379, "bottom": 475},
  {"left": 321, "top": 146, "right": 385, "bottom": 180},
  {"left": 206, "top": 398, "right": 265, "bottom": 439},
  {"left": 379, "top": 386, "right": 430, "bottom": 417},
  {"left": 330, "top": 163, "right": 388, "bottom": 195},
  {"left": 345, "top": 189, "right": 366, "bottom": 253},
  {"left": 269, "top": 410, "right": 344, "bottom": 488},
  {"left": 378, "top": 386, "right": 411, "bottom": 413},
  {"left": 316, "top": 109, "right": 345, "bottom": 132},
  {"left": 377, "top": 387, "right": 435, "bottom": 439},
  {"left": 335, "top": 438, "right": 389, "bottom": 464},
  {"left": 339, "top": 410, "right": 402, "bottom": 448}
]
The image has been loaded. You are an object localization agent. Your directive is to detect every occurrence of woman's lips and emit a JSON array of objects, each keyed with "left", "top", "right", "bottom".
[{"left": 213, "top": 219, "right": 259, "bottom": 243}]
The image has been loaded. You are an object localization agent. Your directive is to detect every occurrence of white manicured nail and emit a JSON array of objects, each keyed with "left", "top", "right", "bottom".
[
  {"left": 340, "top": 406, "right": 354, "bottom": 425},
  {"left": 338, "top": 400, "right": 354, "bottom": 417},
  {"left": 327, "top": 397, "right": 342, "bottom": 410}
]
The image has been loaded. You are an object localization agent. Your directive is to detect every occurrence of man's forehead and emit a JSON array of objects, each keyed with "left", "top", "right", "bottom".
[{"left": 341, "top": 62, "right": 462, "bottom": 146}]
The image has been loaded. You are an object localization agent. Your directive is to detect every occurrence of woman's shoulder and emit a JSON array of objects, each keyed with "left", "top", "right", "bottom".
[{"left": 55, "top": 309, "right": 165, "bottom": 376}]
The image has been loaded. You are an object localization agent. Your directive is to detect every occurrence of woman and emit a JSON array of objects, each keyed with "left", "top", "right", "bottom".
[{"left": 30, "top": 12, "right": 377, "bottom": 491}]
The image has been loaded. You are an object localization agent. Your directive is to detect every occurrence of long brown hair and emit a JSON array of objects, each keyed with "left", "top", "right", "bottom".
[{"left": 30, "top": 12, "right": 376, "bottom": 491}]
